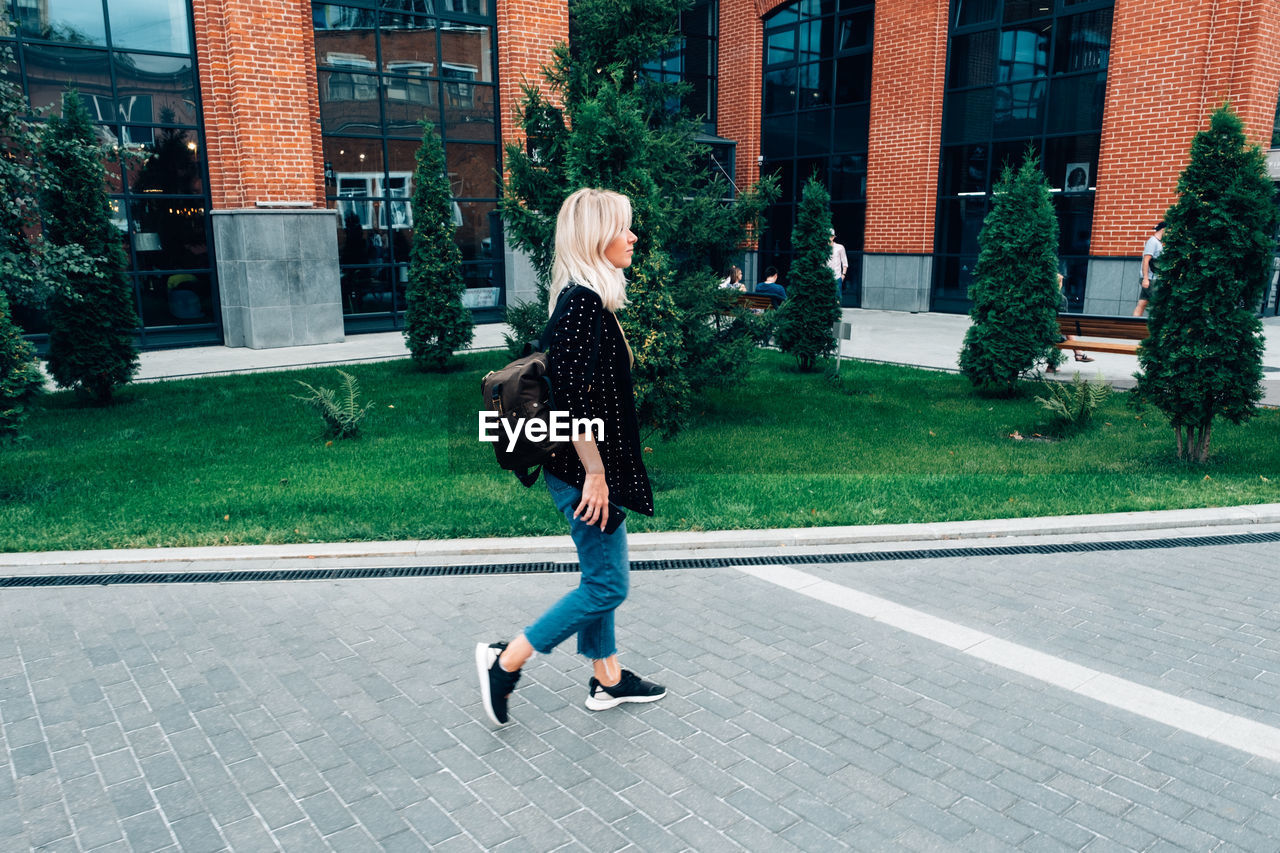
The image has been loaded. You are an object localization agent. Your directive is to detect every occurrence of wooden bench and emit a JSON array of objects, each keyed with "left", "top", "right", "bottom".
[
  {"left": 1055, "top": 314, "right": 1149, "bottom": 355},
  {"left": 717, "top": 292, "right": 776, "bottom": 319},
  {"left": 735, "top": 293, "right": 776, "bottom": 312}
]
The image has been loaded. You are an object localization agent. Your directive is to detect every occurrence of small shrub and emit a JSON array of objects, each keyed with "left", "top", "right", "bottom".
[
  {"left": 502, "top": 298, "right": 547, "bottom": 359},
  {"left": 293, "top": 370, "right": 374, "bottom": 439},
  {"left": 775, "top": 177, "right": 840, "bottom": 371},
  {"left": 1035, "top": 372, "right": 1111, "bottom": 434},
  {"left": 403, "top": 122, "right": 473, "bottom": 370},
  {"left": 959, "top": 149, "right": 1062, "bottom": 395}
]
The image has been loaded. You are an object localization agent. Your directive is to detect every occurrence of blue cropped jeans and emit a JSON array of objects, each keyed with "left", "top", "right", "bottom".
[{"left": 524, "top": 472, "right": 629, "bottom": 660}]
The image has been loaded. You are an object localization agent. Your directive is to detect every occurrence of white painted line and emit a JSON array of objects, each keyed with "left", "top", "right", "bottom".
[{"left": 735, "top": 564, "right": 1280, "bottom": 764}]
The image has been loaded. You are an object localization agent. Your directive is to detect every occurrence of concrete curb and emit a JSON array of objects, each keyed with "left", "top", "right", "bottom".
[{"left": 4, "top": 503, "right": 1279, "bottom": 570}]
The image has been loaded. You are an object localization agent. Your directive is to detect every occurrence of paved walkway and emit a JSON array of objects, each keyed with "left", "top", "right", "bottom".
[
  {"left": 129, "top": 310, "right": 1280, "bottom": 405},
  {"left": 4, "top": 510, "right": 1280, "bottom": 851}
]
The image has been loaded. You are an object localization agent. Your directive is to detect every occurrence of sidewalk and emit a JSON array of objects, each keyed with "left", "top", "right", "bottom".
[
  {"left": 132, "top": 310, "right": 1280, "bottom": 406},
  {"left": 4, "top": 512, "right": 1280, "bottom": 851}
]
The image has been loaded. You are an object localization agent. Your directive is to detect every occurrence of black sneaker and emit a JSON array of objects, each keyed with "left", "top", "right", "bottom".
[
  {"left": 585, "top": 669, "right": 667, "bottom": 711},
  {"left": 476, "top": 642, "right": 521, "bottom": 726}
]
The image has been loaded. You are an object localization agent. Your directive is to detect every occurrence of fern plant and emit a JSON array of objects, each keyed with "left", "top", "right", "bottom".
[
  {"left": 293, "top": 370, "right": 374, "bottom": 439},
  {"left": 1036, "top": 372, "right": 1111, "bottom": 434}
]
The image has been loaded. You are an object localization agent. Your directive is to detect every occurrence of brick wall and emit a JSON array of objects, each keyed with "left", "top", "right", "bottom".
[
  {"left": 1093, "top": 0, "right": 1280, "bottom": 255},
  {"left": 191, "top": 0, "right": 325, "bottom": 209},
  {"left": 495, "top": 0, "right": 569, "bottom": 161},
  {"left": 864, "top": 0, "right": 949, "bottom": 254},
  {"left": 717, "top": 0, "right": 768, "bottom": 192}
]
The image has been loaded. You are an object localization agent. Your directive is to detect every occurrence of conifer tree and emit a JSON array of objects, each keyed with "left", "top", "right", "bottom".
[
  {"left": 403, "top": 123, "right": 473, "bottom": 370},
  {"left": 0, "top": 20, "right": 45, "bottom": 433},
  {"left": 501, "top": 0, "right": 777, "bottom": 439},
  {"left": 0, "top": 17, "right": 40, "bottom": 305},
  {"left": 959, "top": 151, "right": 1061, "bottom": 395},
  {"left": 0, "top": 290, "right": 42, "bottom": 437},
  {"left": 41, "top": 90, "right": 138, "bottom": 404},
  {"left": 1133, "top": 103, "right": 1279, "bottom": 462},
  {"left": 775, "top": 177, "right": 841, "bottom": 371}
]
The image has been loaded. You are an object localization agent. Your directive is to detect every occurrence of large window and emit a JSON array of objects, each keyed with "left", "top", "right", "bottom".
[
  {"left": 935, "top": 0, "right": 1113, "bottom": 313},
  {"left": 641, "top": 0, "right": 718, "bottom": 129},
  {"left": 314, "top": 0, "right": 502, "bottom": 332},
  {"left": 760, "top": 0, "right": 873, "bottom": 307},
  {"left": 4, "top": 0, "right": 217, "bottom": 348}
]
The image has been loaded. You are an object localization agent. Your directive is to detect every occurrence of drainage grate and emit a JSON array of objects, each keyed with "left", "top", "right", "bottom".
[{"left": 2, "top": 530, "right": 1278, "bottom": 589}]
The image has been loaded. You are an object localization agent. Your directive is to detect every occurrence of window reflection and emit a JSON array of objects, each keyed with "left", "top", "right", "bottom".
[
  {"left": 997, "top": 28, "right": 1049, "bottom": 82},
  {"left": 138, "top": 272, "right": 213, "bottom": 326},
  {"left": 315, "top": 0, "right": 502, "bottom": 324},
  {"left": 15, "top": 0, "right": 107, "bottom": 45},
  {"left": 5, "top": 0, "right": 216, "bottom": 346},
  {"left": 762, "top": 0, "right": 872, "bottom": 307},
  {"left": 108, "top": 0, "right": 191, "bottom": 54},
  {"left": 936, "top": 0, "right": 1114, "bottom": 313}
]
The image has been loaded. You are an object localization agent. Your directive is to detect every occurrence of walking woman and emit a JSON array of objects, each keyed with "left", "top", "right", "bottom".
[{"left": 476, "top": 188, "right": 665, "bottom": 726}]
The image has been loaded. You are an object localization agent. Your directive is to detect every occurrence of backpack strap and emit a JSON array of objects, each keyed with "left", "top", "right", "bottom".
[{"left": 510, "top": 283, "right": 604, "bottom": 488}]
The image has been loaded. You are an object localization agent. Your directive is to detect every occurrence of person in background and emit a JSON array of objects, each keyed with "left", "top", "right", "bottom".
[
  {"left": 828, "top": 229, "right": 848, "bottom": 302},
  {"left": 754, "top": 266, "right": 787, "bottom": 307},
  {"left": 1048, "top": 264, "right": 1092, "bottom": 373},
  {"left": 1133, "top": 221, "right": 1165, "bottom": 316},
  {"left": 720, "top": 265, "right": 745, "bottom": 291}
]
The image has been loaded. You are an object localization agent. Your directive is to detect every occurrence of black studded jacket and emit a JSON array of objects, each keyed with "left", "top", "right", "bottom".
[{"left": 544, "top": 285, "right": 654, "bottom": 516}]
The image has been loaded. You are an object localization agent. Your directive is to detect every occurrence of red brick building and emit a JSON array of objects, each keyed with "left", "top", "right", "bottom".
[{"left": 5, "top": 0, "right": 1279, "bottom": 348}]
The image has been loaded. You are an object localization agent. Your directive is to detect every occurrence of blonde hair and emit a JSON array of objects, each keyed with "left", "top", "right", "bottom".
[{"left": 549, "top": 188, "right": 632, "bottom": 315}]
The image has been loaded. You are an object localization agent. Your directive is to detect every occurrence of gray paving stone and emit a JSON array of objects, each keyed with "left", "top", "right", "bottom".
[
  {"left": 401, "top": 798, "right": 464, "bottom": 846},
  {"left": 725, "top": 786, "right": 800, "bottom": 834},
  {"left": 107, "top": 777, "right": 157, "bottom": 821},
  {"left": 119, "top": 808, "right": 176, "bottom": 853},
  {"left": 11, "top": 741, "right": 53, "bottom": 777},
  {"left": 273, "top": 819, "right": 330, "bottom": 852},
  {"left": 247, "top": 784, "right": 307, "bottom": 831},
  {"left": 168, "top": 813, "right": 227, "bottom": 853},
  {"left": 671, "top": 785, "right": 745, "bottom": 831},
  {"left": 67, "top": 803, "right": 124, "bottom": 851},
  {"left": 21, "top": 800, "right": 72, "bottom": 848},
  {"left": 298, "top": 789, "right": 357, "bottom": 837}
]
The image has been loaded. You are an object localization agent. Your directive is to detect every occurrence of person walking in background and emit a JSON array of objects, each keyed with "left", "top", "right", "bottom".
[
  {"left": 1133, "top": 221, "right": 1165, "bottom": 316},
  {"left": 1048, "top": 264, "right": 1091, "bottom": 373},
  {"left": 476, "top": 188, "right": 665, "bottom": 727},
  {"left": 720, "top": 265, "right": 745, "bottom": 291},
  {"left": 828, "top": 229, "right": 848, "bottom": 302},
  {"left": 754, "top": 266, "right": 787, "bottom": 307}
]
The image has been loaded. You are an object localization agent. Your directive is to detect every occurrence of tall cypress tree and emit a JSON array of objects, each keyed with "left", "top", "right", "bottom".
[
  {"left": 1133, "top": 103, "right": 1279, "bottom": 462},
  {"left": 0, "top": 21, "right": 45, "bottom": 433},
  {"left": 403, "top": 122, "right": 473, "bottom": 370},
  {"left": 41, "top": 90, "right": 138, "bottom": 403},
  {"left": 959, "top": 150, "right": 1061, "bottom": 395},
  {"left": 775, "top": 176, "right": 841, "bottom": 371},
  {"left": 501, "top": 0, "right": 777, "bottom": 439}
]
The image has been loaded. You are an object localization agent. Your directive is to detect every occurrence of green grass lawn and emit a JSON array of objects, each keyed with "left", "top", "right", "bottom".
[{"left": 3, "top": 350, "right": 1278, "bottom": 552}]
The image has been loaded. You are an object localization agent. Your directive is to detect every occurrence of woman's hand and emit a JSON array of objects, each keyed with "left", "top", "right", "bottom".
[{"left": 574, "top": 471, "right": 610, "bottom": 530}]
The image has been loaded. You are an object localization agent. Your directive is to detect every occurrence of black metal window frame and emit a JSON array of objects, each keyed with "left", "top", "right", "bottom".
[
  {"left": 760, "top": 0, "right": 874, "bottom": 307},
  {"left": 641, "top": 0, "right": 719, "bottom": 130},
  {"left": 3, "top": 0, "right": 219, "bottom": 350},
  {"left": 933, "top": 0, "right": 1114, "bottom": 314},
  {"left": 314, "top": 0, "right": 503, "bottom": 333}
]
